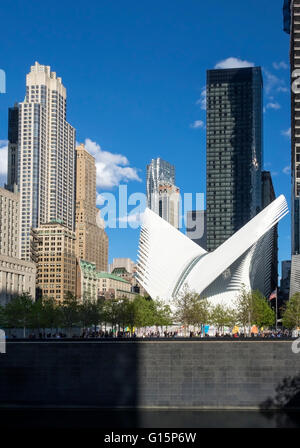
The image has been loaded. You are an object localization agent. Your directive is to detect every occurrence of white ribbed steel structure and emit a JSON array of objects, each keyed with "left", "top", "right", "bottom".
[{"left": 136, "top": 195, "right": 288, "bottom": 307}]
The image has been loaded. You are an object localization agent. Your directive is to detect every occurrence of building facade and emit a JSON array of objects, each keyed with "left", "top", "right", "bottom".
[
  {"left": 109, "top": 258, "right": 135, "bottom": 274},
  {"left": 0, "top": 187, "right": 19, "bottom": 258},
  {"left": 290, "top": 254, "right": 300, "bottom": 297},
  {"left": 97, "top": 272, "right": 135, "bottom": 300},
  {"left": 206, "top": 67, "right": 263, "bottom": 251},
  {"left": 5, "top": 104, "right": 19, "bottom": 193},
  {"left": 32, "top": 221, "right": 76, "bottom": 301},
  {"left": 146, "top": 158, "right": 180, "bottom": 228},
  {"left": 77, "top": 260, "right": 137, "bottom": 302},
  {"left": 261, "top": 171, "right": 279, "bottom": 297},
  {"left": 280, "top": 259, "right": 291, "bottom": 300},
  {"left": 0, "top": 187, "right": 36, "bottom": 304},
  {"left": 186, "top": 210, "right": 207, "bottom": 250},
  {"left": 158, "top": 184, "right": 180, "bottom": 229},
  {"left": 76, "top": 259, "right": 98, "bottom": 302},
  {"left": 283, "top": 1, "right": 300, "bottom": 296},
  {"left": 17, "top": 62, "right": 76, "bottom": 261},
  {"left": 0, "top": 255, "right": 36, "bottom": 305},
  {"left": 283, "top": 0, "right": 299, "bottom": 255},
  {"left": 75, "top": 143, "right": 108, "bottom": 271}
]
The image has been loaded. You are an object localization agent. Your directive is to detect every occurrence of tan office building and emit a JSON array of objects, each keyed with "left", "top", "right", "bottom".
[
  {"left": 0, "top": 187, "right": 36, "bottom": 304},
  {"left": 75, "top": 143, "right": 108, "bottom": 271},
  {"left": 0, "top": 187, "right": 19, "bottom": 258},
  {"left": 32, "top": 221, "right": 76, "bottom": 301}
]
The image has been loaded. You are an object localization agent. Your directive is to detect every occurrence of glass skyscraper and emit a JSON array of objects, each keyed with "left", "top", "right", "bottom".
[{"left": 206, "top": 67, "right": 263, "bottom": 252}]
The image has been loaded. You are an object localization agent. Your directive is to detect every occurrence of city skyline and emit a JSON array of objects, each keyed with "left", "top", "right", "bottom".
[{"left": 0, "top": 0, "right": 292, "bottom": 276}]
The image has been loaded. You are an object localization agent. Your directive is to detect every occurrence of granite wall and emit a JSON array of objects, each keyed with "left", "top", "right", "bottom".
[{"left": 0, "top": 340, "right": 299, "bottom": 409}]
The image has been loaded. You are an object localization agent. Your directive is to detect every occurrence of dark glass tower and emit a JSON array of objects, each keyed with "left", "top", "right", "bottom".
[
  {"left": 5, "top": 104, "right": 19, "bottom": 192},
  {"left": 206, "top": 67, "right": 263, "bottom": 252},
  {"left": 261, "top": 171, "right": 278, "bottom": 295}
]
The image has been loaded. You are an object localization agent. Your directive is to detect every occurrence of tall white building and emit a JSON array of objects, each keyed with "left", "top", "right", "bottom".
[
  {"left": 146, "top": 158, "right": 180, "bottom": 228},
  {"left": 18, "top": 62, "right": 76, "bottom": 260}
]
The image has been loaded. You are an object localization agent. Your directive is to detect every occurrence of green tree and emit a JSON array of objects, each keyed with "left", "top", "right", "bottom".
[
  {"left": 29, "top": 299, "right": 44, "bottom": 334},
  {"left": 174, "top": 285, "right": 195, "bottom": 334},
  {"left": 4, "top": 293, "right": 34, "bottom": 337},
  {"left": 235, "top": 287, "right": 253, "bottom": 332},
  {"left": 59, "top": 291, "right": 80, "bottom": 336},
  {"left": 152, "top": 299, "right": 173, "bottom": 328},
  {"left": 210, "top": 304, "right": 236, "bottom": 334},
  {"left": 122, "top": 299, "right": 136, "bottom": 334},
  {"left": 130, "top": 296, "right": 152, "bottom": 331},
  {"left": 0, "top": 305, "right": 6, "bottom": 328},
  {"left": 174, "top": 285, "right": 210, "bottom": 335},
  {"left": 189, "top": 296, "right": 211, "bottom": 333},
  {"left": 40, "top": 297, "right": 62, "bottom": 332},
  {"left": 252, "top": 290, "right": 275, "bottom": 328},
  {"left": 104, "top": 299, "right": 122, "bottom": 334},
  {"left": 235, "top": 287, "right": 275, "bottom": 332},
  {"left": 282, "top": 293, "right": 300, "bottom": 329},
  {"left": 79, "top": 298, "right": 104, "bottom": 331}
]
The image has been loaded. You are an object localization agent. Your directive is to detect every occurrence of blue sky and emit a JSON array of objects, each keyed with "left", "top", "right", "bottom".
[{"left": 0, "top": 0, "right": 292, "bottom": 276}]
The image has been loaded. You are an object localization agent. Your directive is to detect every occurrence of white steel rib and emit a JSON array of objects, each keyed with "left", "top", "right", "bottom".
[{"left": 136, "top": 195, "right": 288, "bottom": 306}]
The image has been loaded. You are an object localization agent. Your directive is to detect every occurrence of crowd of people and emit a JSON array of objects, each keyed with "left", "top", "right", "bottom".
[{"left": 6, "top": 327, "right": 299, "bottom": 339}]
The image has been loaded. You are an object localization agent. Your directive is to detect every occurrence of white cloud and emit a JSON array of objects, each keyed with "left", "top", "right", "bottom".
[
  {"left": 96, "top": 193, "right": 106, "bottom": 206},
  {"left": 190, "top": 120, "right": 205, "bottom": 129},
  {"left": 263, "top": 69, "right": 285, "bottom": 95},
  {"left": 265, "top": 102, "right": 281, "bottom": 110},
  {"left": 0, "top": 140, "right": 8, "bottom": 175},
  {"left": 277, "top": 86, "right": 288, "bottom": 93},
  {"left": 214, "top": 57, "right": 255, "bottom": 69},
  {"left": 273, "top": 61, "right": 288, "bottom": 70},
  {"left": 281, "top": 128, "right": 291, "bottom": 138},
  {"left": 283, "top": 166, "right": 291, "bottom": 175},
  {"left": 83, "top": 138, "right": 141, "bottom": 189},
  {"left": 196, "top": 87, "right": 206, "bottom": 110}
]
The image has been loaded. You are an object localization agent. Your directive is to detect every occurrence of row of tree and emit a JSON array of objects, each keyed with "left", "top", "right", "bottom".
[
  {"left": 175, "top": 286, "right": 300, "bottom": 332},
  {"left": 0, "top": 292, "right": 173, "bottom": 337},
  {"left": 1, "top": 288, "right": 300, "bottom": 336}
]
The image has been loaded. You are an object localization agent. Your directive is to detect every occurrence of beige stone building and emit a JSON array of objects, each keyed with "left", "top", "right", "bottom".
[
  {"left": 0, "top": 187, "right": 36, "bottom": 304},
  {"left": 32, "top": 221, "right": 76, "bottom": 301},
  {"left": 158, "top": 183, "right": 180, "bottom": 229},
  {"left": 0, "top": 187, "right": 19, "bottom": 258},
  {"left": 75, "top": 143, "right": 108, "bottom": 271},
  {"left": 0, "top": 255, "right": 36, "bottom": 305},
  {"left": 110, "top": 258, "right": 149, "bottom": 297},
  {"left": 97, "top": 272, "right": 136, "bottom": 300},
  {"left": 77, "top": 260, "right": 136, "bottom": 301},
  {"left": 109, "top": 258, "right": 135, "bottom": 274},
  {"left": 76, "top": 259, "right": 98, "bottom": 302}
]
